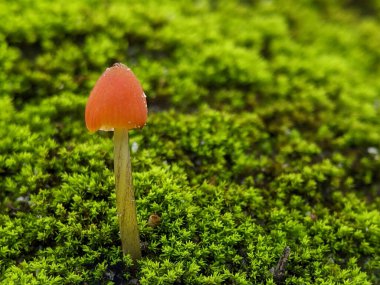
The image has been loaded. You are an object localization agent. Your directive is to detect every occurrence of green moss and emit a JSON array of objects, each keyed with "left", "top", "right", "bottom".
[{"left": 1, "top": 0, "right": 380, "bottom": 284}]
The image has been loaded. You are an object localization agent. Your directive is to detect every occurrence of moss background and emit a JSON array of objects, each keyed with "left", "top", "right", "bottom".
[{"left": 1, "top": 0, "right": 380, "bottom": 284}]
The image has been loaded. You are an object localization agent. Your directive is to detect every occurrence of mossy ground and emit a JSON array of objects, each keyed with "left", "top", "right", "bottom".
[{"left": 1, "top": 0, "right": 380, "bottom": 284}]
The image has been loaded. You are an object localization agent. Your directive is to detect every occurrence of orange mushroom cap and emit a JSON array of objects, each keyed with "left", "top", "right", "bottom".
[{"left": 85, "top": 63, "right": 148, "bottom": 132}]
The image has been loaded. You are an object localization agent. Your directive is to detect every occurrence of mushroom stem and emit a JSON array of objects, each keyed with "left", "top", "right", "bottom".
[{"left": 114, "top": 128, "right": 141, "bottom": 260}]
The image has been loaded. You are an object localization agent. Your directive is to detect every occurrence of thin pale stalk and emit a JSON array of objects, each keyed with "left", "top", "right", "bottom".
[{"left": 114, "top": 128, "right": 141, "bottom": 260}]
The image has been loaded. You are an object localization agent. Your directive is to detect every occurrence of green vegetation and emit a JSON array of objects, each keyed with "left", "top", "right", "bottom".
[{"left": 1, "top": 0, "right": 380, "bottom": 284}]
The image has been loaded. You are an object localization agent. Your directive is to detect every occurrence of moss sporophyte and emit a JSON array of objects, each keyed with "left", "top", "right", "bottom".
[{"left": 85, "top": 63, "right": 147, "bottom": 260}]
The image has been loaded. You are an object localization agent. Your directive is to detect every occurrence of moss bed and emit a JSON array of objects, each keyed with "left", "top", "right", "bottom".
[{"left": 1, "top": 0, "right": 380, "bottom": 284}]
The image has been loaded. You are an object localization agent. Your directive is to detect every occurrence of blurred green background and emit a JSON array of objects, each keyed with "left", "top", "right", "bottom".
[{"left": 0, "top": 0, "right": 379, "bottom": 284}]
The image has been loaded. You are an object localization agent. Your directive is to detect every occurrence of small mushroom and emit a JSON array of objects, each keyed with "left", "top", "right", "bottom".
[
  {"left": 147, "top": 214, "right": 161, "bottom": 228},
  {"left": 85, "top": 63, "right": 147, "bottom": 260}
]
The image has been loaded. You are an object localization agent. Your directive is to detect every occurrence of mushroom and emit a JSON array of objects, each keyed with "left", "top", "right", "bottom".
[{"left": 85, "top": 63, "right": 147, "bottom": 260}]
